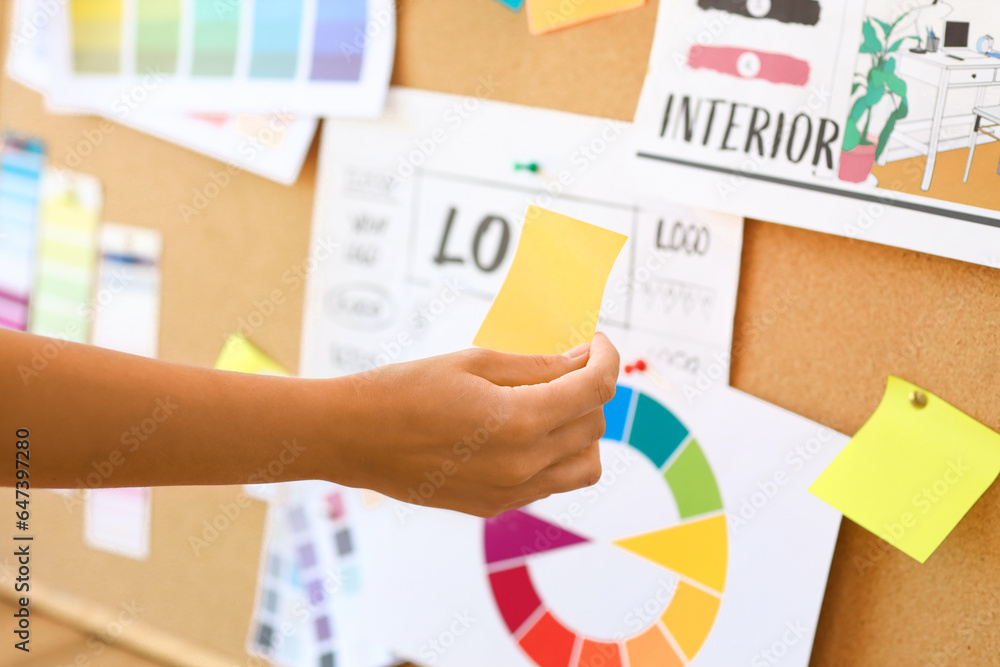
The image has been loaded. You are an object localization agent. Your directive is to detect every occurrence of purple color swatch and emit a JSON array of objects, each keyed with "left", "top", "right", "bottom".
[{"left": 484, "top": 509, "right": 589, "bottom": 564}]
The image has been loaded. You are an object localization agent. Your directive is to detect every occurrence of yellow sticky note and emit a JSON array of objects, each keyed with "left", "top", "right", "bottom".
[
  {"left": 214, "top": 334, "right": 290, "bottom": 376},
  {"left": 473, "top": 206, "right": 626, "bottom": 355},
  {"left": 526, "top": 0, "right": 645, "bottom": 35},
  {"left": 809, "top": 376, "right": 1000, "bottom": 563}
]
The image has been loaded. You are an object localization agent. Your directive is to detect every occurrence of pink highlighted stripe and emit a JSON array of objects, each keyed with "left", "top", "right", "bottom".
[
  {"left": 0, "top": 296, "right": 28, "bottom": 330},
  {"left": 687, "top": 45, "right": 810, "bottom": 86}
]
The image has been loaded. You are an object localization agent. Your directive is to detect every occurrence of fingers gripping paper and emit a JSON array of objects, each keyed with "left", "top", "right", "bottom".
[
  {"left": 472, "top": 206, "right": 627, "bottom": 355},
  {"left": 809, "top": 376, "right": 1000, "bottom": 563}
]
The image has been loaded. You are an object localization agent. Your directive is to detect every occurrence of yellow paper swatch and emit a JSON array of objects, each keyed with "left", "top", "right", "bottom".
[
  {"left": 214, "top": 333, "right": 290, "bottom": 376},
  {"left": 473, "top": 205, "right": 626, "bottom": 355},
  {"left": 809, "top": 376, "right": 1000, "bottom": 563},
  {"left": 527, "top": 0, "right": 645, "bottom": 35}
]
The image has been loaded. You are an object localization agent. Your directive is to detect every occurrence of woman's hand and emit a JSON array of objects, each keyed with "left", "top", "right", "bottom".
[{"left": 328, "top": 332, "right": 621, "bottom": 517}]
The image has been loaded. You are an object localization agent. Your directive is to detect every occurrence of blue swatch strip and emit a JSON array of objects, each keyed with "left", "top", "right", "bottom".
[
  {"left": 249, "top": 0, "right": 304, "bottom": 79},
  {"left": 0, "top": 135, "right": 45, "bottom": 331}
]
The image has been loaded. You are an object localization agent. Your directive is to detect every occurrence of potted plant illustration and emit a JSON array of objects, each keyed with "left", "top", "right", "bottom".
[{"left": 839, "top": 13, "right": 916, "bottom": 183}]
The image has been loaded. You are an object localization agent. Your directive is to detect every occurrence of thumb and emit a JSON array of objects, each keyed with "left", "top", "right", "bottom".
[{"left": 467, "top": 345, "right": 590, "bottom": 387}]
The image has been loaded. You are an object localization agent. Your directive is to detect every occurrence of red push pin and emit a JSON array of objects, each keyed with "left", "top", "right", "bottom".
[
  {"left": 623, "top": 357, "right": 670, "bottom": 391},
  {"left": 624, "top": 358, "right": 647, "bottom": 374}
]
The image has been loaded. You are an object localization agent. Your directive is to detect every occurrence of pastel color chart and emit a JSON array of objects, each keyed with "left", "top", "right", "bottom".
[
  {"left": 57, "top": 0, "right": 394, "bottom": 116},
  {"left": 249, "top": 485, "right": 367, "bottom": 667},
  {"left": 135, "top": 0, "right": 182, "bottom": 74},
  {"left": 29, "top": 170, "right": 103, "bottom": 342},
  {"left": 70, "top": 0, "right": 121, "bottom": 73},
  {"left": 70, "top": 0, "right": 370, "bottom": 82},
  {"left": 0, "top": 136, "right": 45, "bottom": 332}
]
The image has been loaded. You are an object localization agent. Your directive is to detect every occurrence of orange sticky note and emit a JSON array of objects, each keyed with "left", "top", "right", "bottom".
[
  {"left": 473, "top": 206, "right": 626, "bottom": 355},
  {"left": 526, "top": 0, "right": 646, "bottom": 35}
]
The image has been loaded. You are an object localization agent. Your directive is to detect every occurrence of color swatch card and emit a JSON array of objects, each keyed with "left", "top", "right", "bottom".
[
  {"left": 247, "top": 481, "right": 396, "bottom": 667},
  {"left": 47, "top": 0, "right": 396, "bottom": 116},
  {"left": 810, "top": 376, "right": 1000, "bottom": 563},
  {"left": 0, "top": 135, "right": 45, "bottom": 331},
  {"left": 301, "top": 88, "right": 745, "bottom": 398},
  {"left": 29, "top": 168, "right": 103, "bottom": 342},
  {"left": 90, "top": 223, "right": 162, "bottom": 358},
  {"left": 629, "top": 1, "right": 1000, "bottom": 269},
  {"left": 349, "top": 381, "right": 847, "bottom": 667},
  {"left": 7, "top": 0, "right": 319, "bottom": 185},
  {"left": 474, "top": 206, "right": 627, "bottom": 355}
]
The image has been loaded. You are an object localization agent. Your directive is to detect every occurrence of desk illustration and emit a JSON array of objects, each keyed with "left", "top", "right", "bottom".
[{"left": 895, "top": 50, "right": 1000, "bottom": 191}]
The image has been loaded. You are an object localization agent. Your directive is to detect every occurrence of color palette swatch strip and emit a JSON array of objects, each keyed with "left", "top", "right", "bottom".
[
  {"left": 71, "top": 0, "right": 369, "bottom": 82},
  {"left": 29, "top": 170, "right": 102, "bottom": 342},
  {"left": 0, "top": 136, "right": 45, "bottom": 331},
  {"left": 484, "top": 386, "right": 727, "bottom": 667},
  {"left": 251, "top": 487, "right": 361, "bottom": 667}
]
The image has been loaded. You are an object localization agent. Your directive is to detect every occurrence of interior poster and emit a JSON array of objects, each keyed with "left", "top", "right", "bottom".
[{"left": 630, "top": 1, "right": 1000, "bottom": 267}]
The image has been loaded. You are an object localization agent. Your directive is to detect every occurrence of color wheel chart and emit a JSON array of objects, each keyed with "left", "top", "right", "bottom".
[{"left": 484, "top": 385, "right": 727, "bottom": 667}]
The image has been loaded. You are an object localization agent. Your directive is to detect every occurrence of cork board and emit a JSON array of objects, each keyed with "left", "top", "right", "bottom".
[{"left": 3, "top": 0, "right": 1000, "bottom": 665}]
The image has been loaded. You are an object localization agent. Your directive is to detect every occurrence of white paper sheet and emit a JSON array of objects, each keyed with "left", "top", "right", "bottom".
[
  {"left": 89, "top": 222, "right": 162, "bottom": 358},
  {"left": 84, "top": 487, "right": 152, "bottom": 560},
  {"left": 301, "top": 88, "right": 745, "bottom": 391},
  {"left": 630, "top": 0, "right": 1000, "bottom": 268},
  {"left": 6, "top": 0, "right": 319, "bottom": 186},
  {"left": 349, "top": 382, "right": 846, "bottom": 667},
  {"left": 298, "top": 88, "right": 848, "bottom": 667}
]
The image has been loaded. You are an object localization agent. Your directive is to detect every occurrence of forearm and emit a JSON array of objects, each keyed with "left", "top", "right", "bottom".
[
  {"left": 1, "top": 329, "right": 344, "bottom": 489},
  {"left": 1, "top": 327, "right": 619, "bottom": 517}
]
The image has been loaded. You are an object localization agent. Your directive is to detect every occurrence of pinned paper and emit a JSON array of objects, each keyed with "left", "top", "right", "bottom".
[
  {"left": 526, "top": 0, "right": 645, "bottom": 35},
  {"left": 29, "top": 169, "right": 103, "bottom": 342},
  {"left": 472, "top": 205, "right": 626, "bottom": 355},
  {"left": 85, "top": 488, "right": 152, "bottom": 560},
  {"left": 215, "top": 333, "right": 290, "bottom": 376},
  {"left": 90, "top": 224, "right": 162, "bottom": 358},
  {"left": 810, "top": 376, "right": 1000, "bottom": 563}
]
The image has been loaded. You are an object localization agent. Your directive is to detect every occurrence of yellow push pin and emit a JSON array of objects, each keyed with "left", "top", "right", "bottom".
[{"left": 909, "top": 390, "right": 927, "bottom": 408}]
